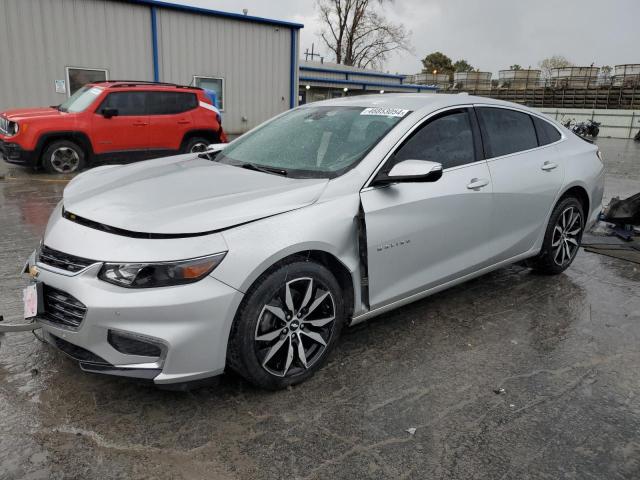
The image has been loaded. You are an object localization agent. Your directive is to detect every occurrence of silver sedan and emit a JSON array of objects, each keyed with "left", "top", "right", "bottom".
[{"left": 25, "top": 94, "right": 605, "bottom": 389}]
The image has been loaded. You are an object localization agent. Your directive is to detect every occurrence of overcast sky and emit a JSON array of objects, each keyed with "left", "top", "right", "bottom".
[{"left": 168, "top": 0, "right": 639, "bottom": 75}]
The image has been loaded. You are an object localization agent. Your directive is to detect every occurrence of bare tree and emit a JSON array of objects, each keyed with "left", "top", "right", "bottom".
[
  {"left": 317, "top": 0, "right": 411, "bottom": 70},
  {"left": 538, "top": 55, "right": 573, "bottom": 79}
]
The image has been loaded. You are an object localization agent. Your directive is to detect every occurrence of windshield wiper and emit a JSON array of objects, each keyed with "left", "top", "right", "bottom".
[{"left": 241, "top": 163, "right": 288, "bottom": 176}]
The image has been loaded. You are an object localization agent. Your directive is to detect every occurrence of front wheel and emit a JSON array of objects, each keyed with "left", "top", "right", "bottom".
[
  {"left": 591, "top": 126, "right": 599, "bottom": 137},
  {"left": 227, "top": 260, "right": 345, "bottom": 389},
  {"left": 528, "top": 197, "right": 585, "bottom": 274},
  {"left": 42, "top": 140, "right": 85, "bottom": 174}
]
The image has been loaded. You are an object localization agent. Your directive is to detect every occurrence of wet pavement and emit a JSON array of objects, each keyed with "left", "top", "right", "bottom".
[{"left": 1, "top": 140, "right": 639, "bottom": 480}]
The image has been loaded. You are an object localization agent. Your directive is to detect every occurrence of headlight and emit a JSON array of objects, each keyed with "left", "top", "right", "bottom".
[
  {"left": 7, "top": 121, "right": 19, "bottom": 136},
  {"left": 98, "top": 253, "right": 226, "bottom": 288}
]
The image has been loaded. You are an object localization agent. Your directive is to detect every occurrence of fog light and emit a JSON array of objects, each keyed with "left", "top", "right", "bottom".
[{"left": 108, "top": 330, "right": 163, "bottom": 358}]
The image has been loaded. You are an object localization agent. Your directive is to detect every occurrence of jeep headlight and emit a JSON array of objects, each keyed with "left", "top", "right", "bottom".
[
  {"left": 8, "top": 121, "right": 19, "bottom": 136},
  {"left": 98, "top": 253, "right": 226, "bottom": 288}
]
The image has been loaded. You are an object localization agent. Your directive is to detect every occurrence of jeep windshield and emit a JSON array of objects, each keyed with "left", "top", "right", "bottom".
[
  {"left": 215, "top": 106, "right": 407, "bottom": 178},
  {"left": 58, "top": 86, "right": 103, "bottom": 113}
]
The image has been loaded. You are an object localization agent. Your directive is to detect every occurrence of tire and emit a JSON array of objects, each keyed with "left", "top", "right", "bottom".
[
  {"left": 227, "top": 259, "right": 345, "bottom": 390},
  {"left": 591, "top": 127, "right": 599, "bottom": 138},
  {"left": 528, "top": 196, "right": 585, "bottom": 275},
  {"left": 183, "top": 136, "right": 212, "bottom": 154},
  {"left": 42, "top": 140, "right": 85, "bottom": 174}
]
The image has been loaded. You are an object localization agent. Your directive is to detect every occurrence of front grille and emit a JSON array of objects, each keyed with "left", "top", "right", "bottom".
[
  {"left": 38, "top": 245, "right": 97, "bottom": 272},
  {"left": 41, "top": 285, "right": 87, "bottom": 329},
  {"left": 50, "top": 335, "right": 108, "bottom": 364},
  {"left": 108, "top": 331, "right": 162, "bottom": 357}
]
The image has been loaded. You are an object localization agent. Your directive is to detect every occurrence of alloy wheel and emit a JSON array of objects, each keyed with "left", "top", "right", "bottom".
[
  {"left": 50, "top": 147, "right": 80, "bottom": 173},
  {"left": 190, "top": 142, "right": 209, "bottom": 153},
  {"left": 551, "top": 206, "right": 582, "bottom": 266},
  {"left": 254, "top": 277, "right": 336, "bottom": 378}
]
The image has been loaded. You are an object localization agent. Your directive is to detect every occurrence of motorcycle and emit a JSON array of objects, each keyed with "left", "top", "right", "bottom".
[
  {"left": 580, "top": 119, "right": 600, "bottom": 137},
  {"left": 564, "top": 118, "right": 600, "bottom": 138}
]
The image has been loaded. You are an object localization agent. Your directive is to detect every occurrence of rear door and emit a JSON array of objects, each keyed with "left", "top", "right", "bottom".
[
  {"left": 147, "top": 91, "right": 199, "bottom": 154},
  {"left": 91, "top": 91, "right": 150, "bottom": 159},
  {"left": 361, "top": 107, "right": 494, "bottom": 308},
  {"left": 475, "top": 106, "right": 565, "bottom": 263}
]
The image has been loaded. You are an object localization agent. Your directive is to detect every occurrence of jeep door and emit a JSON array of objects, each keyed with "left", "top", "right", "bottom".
[
  {"left": 91, "top": 91, "right": 150, "bottom": 161},
  {"left": 146, "top": 91, "right": 199, "bottom": 155},
  {"left": 360, "top": 107, "right": 493, "bottom": 308}
]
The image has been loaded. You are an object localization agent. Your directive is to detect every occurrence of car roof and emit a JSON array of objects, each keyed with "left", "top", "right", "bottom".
[
  {"left": 305, "top": 93, "right": 540, "bottom": 116},
  {"left": 89, "top": 81, "right": 202, "bottom": 91}
]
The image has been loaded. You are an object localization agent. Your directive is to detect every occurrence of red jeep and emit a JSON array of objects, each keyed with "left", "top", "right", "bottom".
[{"left": 0, "top": 81, "right": 227, "bottom": 174}]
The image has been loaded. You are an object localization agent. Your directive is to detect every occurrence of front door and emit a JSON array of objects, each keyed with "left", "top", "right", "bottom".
[
  {"left": 361, "top": 108, "right": 494, "bottom": 309},
  {"left": 91, "top": 91, "right": 150, "bottom": 160}
]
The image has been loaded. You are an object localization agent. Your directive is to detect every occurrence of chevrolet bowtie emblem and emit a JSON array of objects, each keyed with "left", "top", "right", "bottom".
[{"left": 29, "top": 265, "right": 40, "bottom": 279}]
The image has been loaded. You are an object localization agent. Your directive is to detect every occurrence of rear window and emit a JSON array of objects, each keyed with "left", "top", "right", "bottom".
[
  {"left": 147, "top": 92, "right": 198, "bottom": 115},
  {"left": 532, "top": 116, "right": 562, "bottom": 145},
  {"left": 477, "top": 107, "right": 538, "bottom": 158}
]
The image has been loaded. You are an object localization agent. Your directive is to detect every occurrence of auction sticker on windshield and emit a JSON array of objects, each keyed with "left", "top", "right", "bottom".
[{"left": 360, "top": 107, "right": 409, "bottom": 117}]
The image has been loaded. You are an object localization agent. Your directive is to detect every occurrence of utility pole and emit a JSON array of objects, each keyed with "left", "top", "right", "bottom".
[{"left": 304, "top": 43, "right": 322, "bottom": 62}]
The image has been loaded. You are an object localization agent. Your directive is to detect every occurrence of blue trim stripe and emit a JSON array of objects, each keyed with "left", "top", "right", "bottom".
[
  {"left": 299, "top": 76, "right": 437, "bottom": 92},
  {"left": 300, "top": 65, "right": 404, "bottom": 80},
  {"left": 127, "top": 0, "right": 303, "bottom": 29},
  {"left": 290, "top": 30, "right": 297, "bottom": 109},
  {"left": 150, "top": 6, "right": 159, "bottom": 82}
]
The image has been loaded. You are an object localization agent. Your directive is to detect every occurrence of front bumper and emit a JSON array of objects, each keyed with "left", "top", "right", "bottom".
[
  {"left": 0, "top": 138, "right": 37, "bottom": 167},
  {"left": 28, "top": 254, "right": 244, "bottom": 385}
]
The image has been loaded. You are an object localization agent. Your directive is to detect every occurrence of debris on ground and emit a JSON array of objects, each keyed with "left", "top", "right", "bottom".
[
  {"left": 603, "top": 192, "right": 640, "bottom": 226},
  {"left": 493, "top": 388, "right": 506, "bottom": 395},
  {"left": 583, "top": 194, "right": 640, "bottom": 264},
  {"left": 405, "top": 427, "right": 417, "bottom": 435}
]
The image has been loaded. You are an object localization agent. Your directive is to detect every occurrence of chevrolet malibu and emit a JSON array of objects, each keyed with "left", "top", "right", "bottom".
[{"left": 24, "top": 94, "right": 604, "bottom": 389}]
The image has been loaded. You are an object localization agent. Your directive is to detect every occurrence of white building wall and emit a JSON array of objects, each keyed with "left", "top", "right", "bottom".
[
  {"left": 156, "top": 8, "right": 296, "bottom": 134},
  {"left": 0, "top": 0, "right": 153, "bottom": 110}
]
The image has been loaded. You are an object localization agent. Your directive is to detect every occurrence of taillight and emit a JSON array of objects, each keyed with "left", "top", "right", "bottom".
[{"left": 596, "top": 149, "right": 604, "bottom": 164}]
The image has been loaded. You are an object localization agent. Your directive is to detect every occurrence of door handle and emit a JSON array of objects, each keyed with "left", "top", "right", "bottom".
[
  {"left": 177, "top": 119, "right": 191, "bottom": 124},
  {"left": 466, "top": 178, "right": 489, "bottom": 190},
  {"left": 132, "top": 122, "right": 148, "bottom": 126},
  {"left": 541, "top": 161, "right": 558, "bottom": 171}
]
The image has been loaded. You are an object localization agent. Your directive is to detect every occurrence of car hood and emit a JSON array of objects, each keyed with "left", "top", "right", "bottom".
[
  {"left": 62, "top": 155, "right": 329, "bottom": 235},
  {"left": 2, "top": 107, "right": 65, "bottom": 121}
]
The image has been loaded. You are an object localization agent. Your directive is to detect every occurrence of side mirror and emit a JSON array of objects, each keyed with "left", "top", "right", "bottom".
[
  {"left": 373, "top": 159, "right": 443, "bottom": 186},
  {"left": 101, "top": 108, "right": 118, "bottom": 119}
]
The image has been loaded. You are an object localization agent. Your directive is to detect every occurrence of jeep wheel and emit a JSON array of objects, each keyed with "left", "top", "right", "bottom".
[
  {"left": 184, "top": 137, "right": 212, "bottom": 154},
  {"left": 42, "top": 140, "right": 85, "bottom": 174}
]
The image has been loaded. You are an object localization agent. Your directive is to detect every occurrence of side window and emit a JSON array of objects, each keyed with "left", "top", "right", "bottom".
[
  {"left": 392, "top": 109, "right": 475, "bottom": 170},
  {"left": 98, "top": 92, "right": 147, "bottom": 116},
  {"left": 532, "top": 116, "right": 562, "bottom": 145},
  {"left": 477, "top": 107, "right": 538, "bottom": 158},
  {"left": 147, "top": 92, "right": 198, "bottom": 115}
]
